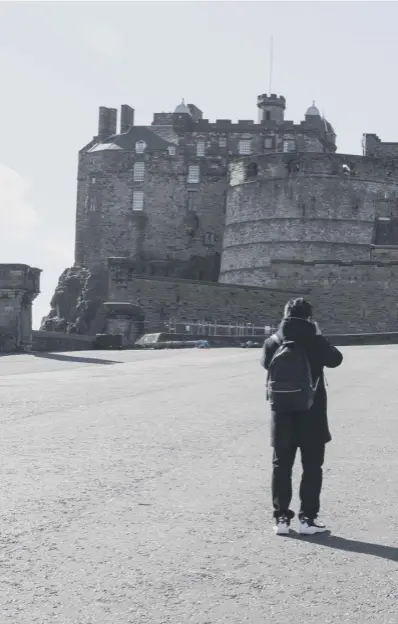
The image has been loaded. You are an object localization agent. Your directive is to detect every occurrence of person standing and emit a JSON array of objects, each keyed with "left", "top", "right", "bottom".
[{"left": 261, "top": 298, "right": 343, "bottom": 535}]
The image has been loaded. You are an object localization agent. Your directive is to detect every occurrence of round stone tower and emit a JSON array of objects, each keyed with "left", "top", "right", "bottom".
[{"left": 219, "top": 152, "right": 398, "bottom": 288}]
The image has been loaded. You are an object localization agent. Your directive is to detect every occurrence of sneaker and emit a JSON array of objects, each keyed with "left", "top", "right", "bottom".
[
  {"left": 298, "top": 516, "right": 328, "bottom": 535},
  {"left": 274, "top": 515, "right": 291, "bottom": 535}
]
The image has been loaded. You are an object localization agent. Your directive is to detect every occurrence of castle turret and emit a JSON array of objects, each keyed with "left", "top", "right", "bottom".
[
  {"left": 305, "top": 101, "right": 321, "bottom": 121},
  {"left": 257, "top": 93, "right": 286, "bottom": 124},
  {"left": 172, "top": 99, "right": 194, "bottom": 134}
]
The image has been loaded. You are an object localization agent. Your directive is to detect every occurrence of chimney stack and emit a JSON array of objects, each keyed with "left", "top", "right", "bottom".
[
  {"left": 98, "top": 107, "right": 117, "bottom": 140},
  {"left": 120, "top": 105, "right": 135, "bottom": 133}
]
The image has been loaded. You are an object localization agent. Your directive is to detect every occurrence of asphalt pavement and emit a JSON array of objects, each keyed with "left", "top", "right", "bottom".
[{"left": 0, "top": 346, "right": 397, "bottom": 623}]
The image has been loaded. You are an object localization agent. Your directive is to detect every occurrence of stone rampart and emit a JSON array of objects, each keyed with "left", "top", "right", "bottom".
[{"left": 108, "top": 258, "right": 304, "bottom": 330}]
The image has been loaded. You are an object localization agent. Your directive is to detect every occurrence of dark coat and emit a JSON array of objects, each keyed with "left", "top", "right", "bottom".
[{"left": 261, "top": 317, "right": 343, "bottom": 448}]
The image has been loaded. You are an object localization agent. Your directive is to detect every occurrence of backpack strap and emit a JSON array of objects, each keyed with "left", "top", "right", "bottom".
[
  {"left": 271, "top": 333, "right": 282, "bottom": 346},
  {"left": 266, "top": 333, "right": 283, "bottom": 400}
]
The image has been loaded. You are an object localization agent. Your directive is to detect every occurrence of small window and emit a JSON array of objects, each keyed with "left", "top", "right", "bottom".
[
  {"left": 204, "top": 233, "right": 217, "bottom": 245},
  {"left": 135, "top": 140, "right": 146, "bottom": 153},
  {"left": 238, "top": 139, "right": 252, "bottom": 155},
  {"left": 246, "top": 162, "right": 258, "bottom": 179},
  {"left": 91, "top": 176, "right": 96, "bottom": 184},
  {"left": 283, "top": 140, "right": 296, "bottom": 153},
  {"left": 265, "top": 111, "right": 271, "bottom": 121},
  {"left": 187, "top": 191, "right": 196, "bottom": 211},
  {"left": 219, "top": 137, "right": 227, "bottom": 148},
  {"left": 196, "top": 141, "right": 205, "bottom": 157},
  {"left": 133, "top": 191, "right": 144, "bottom": 211},
  {"left": 264, "top": 137, "right": 273, "bottom": 149},
  {"left": 188, "top": 165, "right": 200, "bottom": 183},
  {"left": 168, "top": 145, "right": 176, "bottom": 156},
  {"left": 88, "top": 197, "right": 97, "bottom": 212},
  {"left": 133, "top": 162, "right": 145, "bottom": 182}
]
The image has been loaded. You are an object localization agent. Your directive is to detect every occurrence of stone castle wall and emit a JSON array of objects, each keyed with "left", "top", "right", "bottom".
[
  {"left": 220, "top": 152, "right": 398, "bottom": 280},
  {"left": 75, "top": 147, "right": 224, "bottom": 281},
  {"left": 221, "top": 260, "right": 398, "bottom": 334},
  {"left": 108, "top": 258, "right": 303, "bottom": 330},
  {"left": 363, "top": 133, "right": 398, "bottom": 159}
]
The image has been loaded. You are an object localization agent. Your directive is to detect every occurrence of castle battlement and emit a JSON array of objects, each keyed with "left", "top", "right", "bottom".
[{"left": 229, "top": 152, "right": 398, "bottom": 186}]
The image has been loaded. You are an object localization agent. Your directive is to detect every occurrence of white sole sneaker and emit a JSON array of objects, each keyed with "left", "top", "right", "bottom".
[
  {"left": 298, "top": 522, "right": 328, "bottom": 535},
  {"left": 274, "top": 523, "right": 290, "bottom": 535}
]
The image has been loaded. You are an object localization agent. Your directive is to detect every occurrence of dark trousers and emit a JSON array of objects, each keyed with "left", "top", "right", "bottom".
[{"left": 272, "top": 442, "right": 325, "bottom": 519}]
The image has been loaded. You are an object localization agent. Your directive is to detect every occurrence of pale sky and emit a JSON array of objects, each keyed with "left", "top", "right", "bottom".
[{"left": 0, "top": 0, "right": 396, "bottom": 328}]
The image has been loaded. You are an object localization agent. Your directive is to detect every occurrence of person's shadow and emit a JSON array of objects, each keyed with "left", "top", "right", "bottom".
[{"left": 289, "top": 532, "right": 398, "bottom": 562}]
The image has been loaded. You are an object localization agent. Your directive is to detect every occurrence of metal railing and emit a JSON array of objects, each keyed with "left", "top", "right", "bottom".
[{"left": 163, "top": 319, "right": 277, "bottom": 337}]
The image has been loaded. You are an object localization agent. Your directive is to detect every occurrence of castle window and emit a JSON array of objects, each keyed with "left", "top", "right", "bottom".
[
  {"left": 246, "top": 162, "right": 258, "bottom": 179},
  {"left": 239, "top": 139, "right": 252, "bottom": 155},
  {"left": 219, "top": 137, "right": 227, "bottom": 148},
  {"left": 283, "top": 140, "right": 297, "bottom": 153},
  {"left": 264, "top": 137, "right": 273, "bottom": 149},
  {"left": 133, "top": 162, "right": 145, "bottom": 182},
  {"left": 87, "top": 197, "right": 97, "bottom": 212},
  {"left": 91, "top": 176, "right": 96, "bottom": 184},
  {"left": 374, "top": 216, "right": 398, "bottom": 245},
  {"left": 132, "top": 191, "right": 144, "bottom": 211},
  {"left": 196, "top": 141, "right": 205, "bottom": 157},
  {"left": 188, "top": 165, "right": 200, "bottom": 183},
  {"left": 204, "top": 233, "right": 217, "bottom": 245},
  {"left": 135, "top": 140, "right": 147, "bottom": 153},
  {"left": 265, "top": 111, "right": 271, "bottom": 121},
  {"left": 168, "top": 145, "right": 176, "bottom": 156},
  {"left": 187, "top": 190, "right": 197, "bottom": 211}
]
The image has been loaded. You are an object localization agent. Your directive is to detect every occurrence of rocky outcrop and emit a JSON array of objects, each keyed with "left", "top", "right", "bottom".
[{"left": 40, "top": 266, "right": 109, "bottom": 335}]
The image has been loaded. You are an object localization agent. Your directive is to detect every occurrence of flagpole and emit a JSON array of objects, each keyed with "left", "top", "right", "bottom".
[{"left": 269, "top": 36, "right": 274, "bottom": 93}]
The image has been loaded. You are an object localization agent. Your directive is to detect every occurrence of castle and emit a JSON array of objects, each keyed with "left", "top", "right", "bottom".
[{"left": 41, "top": 93, "right": 398, "bottom": 342}]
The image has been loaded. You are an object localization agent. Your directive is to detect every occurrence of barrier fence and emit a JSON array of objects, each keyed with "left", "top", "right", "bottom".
[{"left": 163, "top": 319, "right": 277, "bottom": 337}]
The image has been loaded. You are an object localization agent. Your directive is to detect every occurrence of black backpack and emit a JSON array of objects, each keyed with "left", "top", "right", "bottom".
[{"left": 266, "top": 334, "right": 319, "bottom": 413}]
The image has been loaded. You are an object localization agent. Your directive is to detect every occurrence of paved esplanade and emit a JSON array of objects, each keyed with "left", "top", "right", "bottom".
[{"left": 0, "top": 347, "right": 397, "bottom": 623}]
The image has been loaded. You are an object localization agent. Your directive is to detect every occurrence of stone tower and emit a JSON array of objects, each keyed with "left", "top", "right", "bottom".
[{"left": 257, "top": 93, "right": 286, "bottom": 124}]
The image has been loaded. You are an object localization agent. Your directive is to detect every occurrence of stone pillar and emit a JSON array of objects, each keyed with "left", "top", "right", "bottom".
[
  {"left": 0, "top": 264, "right": 41, "bottom": 352},
  {"left": 103, "top": 301, "right": 144, "bottom": 347}
]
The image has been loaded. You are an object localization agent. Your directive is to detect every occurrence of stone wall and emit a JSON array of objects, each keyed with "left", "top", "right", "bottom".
[
  {"left": 221, "top": 152, "right": 398, "bottom": 279},
  {"left": 75, "top": 144, "right": 224, "bottom": 281},
  {"left": 221, "top": 260, "right": 398, "bottom": 334},
  {"left": 363, "top": 133, "right": 398, "bottom": 158},
  {"left": 32, "top": 331, "right": 94, "bottom": 352},
  {"left": 0, "top": 264, "right": 41, "bottom": 352},
  {"left": 108, "top": 258, "right": 303, "bottom": 330}
]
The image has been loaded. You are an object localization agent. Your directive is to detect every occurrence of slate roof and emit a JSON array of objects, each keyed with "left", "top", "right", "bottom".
[{"left": 89, "top": 125, "right": 178, "bottom": 152}]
